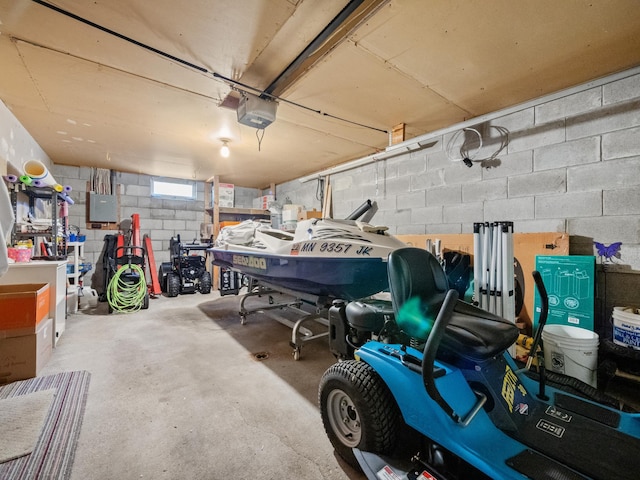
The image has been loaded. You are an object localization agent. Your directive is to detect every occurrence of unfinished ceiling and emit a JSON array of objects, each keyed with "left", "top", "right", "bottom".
[{"left": 1, "top": 0, "right": 639, "bottom": 189}]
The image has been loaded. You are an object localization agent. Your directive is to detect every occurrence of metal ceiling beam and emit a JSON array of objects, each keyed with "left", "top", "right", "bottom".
[{"left": 264, "top": 0, "right": 390, "bottom": 98}]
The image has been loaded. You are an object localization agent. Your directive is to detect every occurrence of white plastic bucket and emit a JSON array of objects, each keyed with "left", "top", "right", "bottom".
[
  {"left": 281, "top": 220, "right": 297, "bottom": 232},
  {"left": 541, "top": 324, "right": 599, "bottom": 387},
  {"left": 78, "top": 287, "right": 99, "bottom": 310},
  {"left": 612, "top": 307, "right": 640, "bottom": 350}
]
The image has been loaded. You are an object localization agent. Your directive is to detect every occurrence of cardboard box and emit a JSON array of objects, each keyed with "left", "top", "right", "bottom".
[
  {"left": 215, "top": 183, "right": 234, "bottom": 208},
  {"left": 0, "top": 317, "right": 53, "bottom": 384},
  {"left": 0, "top": 283, "right": 50, "bottom": 332},
  {"left": 533, "top": 255, "right": 595, "bottom": 330},
  {"left": 253, "top": 194, "right": 275, "bottom": 210},
  {"left": 297, "top": 209, "right": 323, "bottom": 221},
  {"left": 282, "top": 204, "right": 303, "bottom": 223},
  {"left": 219, "top": 221, "right": 241, "bottom": 229}
]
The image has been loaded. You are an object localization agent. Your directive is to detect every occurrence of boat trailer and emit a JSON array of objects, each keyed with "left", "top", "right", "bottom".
[{"left": 236, "top": 277, "right": 332, "bottom": 360}]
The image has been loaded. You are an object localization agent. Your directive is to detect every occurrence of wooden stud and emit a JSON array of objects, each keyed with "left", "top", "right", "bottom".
[{"left": 391, "top": 123, "right": 405, "bottom": 145}]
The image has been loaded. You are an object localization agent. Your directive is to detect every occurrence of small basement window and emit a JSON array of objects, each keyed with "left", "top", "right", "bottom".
[{"left": 150, "top": 178, "right": 196, "bottom": 200}]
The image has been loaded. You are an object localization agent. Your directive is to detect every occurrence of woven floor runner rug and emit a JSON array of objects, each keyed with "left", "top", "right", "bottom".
[{"left": 0, "top": 371, "right": 91, "bottom": 480}]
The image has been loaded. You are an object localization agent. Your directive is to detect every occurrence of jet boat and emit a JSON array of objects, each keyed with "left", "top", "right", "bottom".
[{"left": 210, "top": 218, "right": 407, "bottom": 300}]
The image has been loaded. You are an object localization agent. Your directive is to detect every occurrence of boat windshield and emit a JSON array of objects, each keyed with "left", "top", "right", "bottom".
[{"left": 261, "top": 230, "right": 294, "bottom": 241}]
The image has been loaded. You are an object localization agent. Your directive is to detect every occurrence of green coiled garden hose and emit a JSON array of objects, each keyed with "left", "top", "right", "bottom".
[{"left": 107, "top": 264, "right": 147, "bottom": 312}]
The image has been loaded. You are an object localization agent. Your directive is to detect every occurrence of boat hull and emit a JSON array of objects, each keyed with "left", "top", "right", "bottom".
[{"left": 211, "top": 249, "right": 391, "bottom": 300}]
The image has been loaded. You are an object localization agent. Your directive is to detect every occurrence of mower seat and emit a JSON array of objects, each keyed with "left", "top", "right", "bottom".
[{"left": 388, "top": 247, "right": 519, "bottom": 362}]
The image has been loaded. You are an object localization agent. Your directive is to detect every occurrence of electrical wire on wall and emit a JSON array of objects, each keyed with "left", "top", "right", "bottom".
[
  {"left": 446, "top": 125, "right": 509, "bottom": 167},
  {"left": 480, "top": 126, "right": 510, "bottom": 164},
  {"left": 316, "top": 177, "right": 325, "bottom": 207},
  {"left": 445, "top": 127, "right": 483, "bottom": 167},
  {"left": 373, "top": 157, "right": 388, "bottom": 198}
]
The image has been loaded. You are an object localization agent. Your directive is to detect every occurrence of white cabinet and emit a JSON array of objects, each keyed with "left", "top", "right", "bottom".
[{"left": 0, "top": 260, "right": 67, "bottom": 346}]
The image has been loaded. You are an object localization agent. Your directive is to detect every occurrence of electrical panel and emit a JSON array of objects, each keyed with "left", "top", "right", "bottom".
[{"left": 89, "top": 193, "right": 118, "bottom": 222}]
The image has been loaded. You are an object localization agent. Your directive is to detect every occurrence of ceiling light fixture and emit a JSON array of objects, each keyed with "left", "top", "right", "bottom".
[{"left": 220, "top": 139, "right": 230, "bottom": 158}]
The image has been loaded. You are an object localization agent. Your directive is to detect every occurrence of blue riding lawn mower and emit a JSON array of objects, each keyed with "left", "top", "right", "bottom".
[{"left": 320, "top": 247, "right": 640, "bottom": 480}]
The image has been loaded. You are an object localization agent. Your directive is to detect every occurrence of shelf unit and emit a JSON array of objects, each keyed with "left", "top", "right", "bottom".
[
  {"left": 204, "top": 206, "right": 271, "bottom": 229},
  {"left": 204, "top": 177, "right": 271, "bottom": 289},
  {"left": 66, "top": 241, "right": 85, "bottom": 286},
  {"left": 9, "top": 183, "right": 65, "bottom": 257},
  {"left": 204, "top": 177, "right": 270, "bottom": 241}
]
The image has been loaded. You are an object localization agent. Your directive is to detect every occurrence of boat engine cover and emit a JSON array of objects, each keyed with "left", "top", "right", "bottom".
[{"left": 346, "top": 300, "right": 394, "bottom": 331}]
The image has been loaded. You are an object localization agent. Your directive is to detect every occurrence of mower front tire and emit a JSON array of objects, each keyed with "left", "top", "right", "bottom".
[
  {"left": 319, "top": 360, "right": 400, "bottom": 470},
  {"left": 166, "top": 272, "right": 181, "bottom": 297},
  {"left": 200, "top": 271, "right": 212, "bottom": 294}
]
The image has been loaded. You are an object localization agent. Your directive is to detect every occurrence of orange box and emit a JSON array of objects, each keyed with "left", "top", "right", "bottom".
[
  {"left": 0, "top": 284, "right": 50, "bottom": 332},
  {"left": 297, "top": 209, "right": 323, "bottom": 221},
  {"left": 0, "top": 317, "right": 53, "bottom": 384},
  {"left": 219, "top": 221, "right": 241, "bottom": 229}
]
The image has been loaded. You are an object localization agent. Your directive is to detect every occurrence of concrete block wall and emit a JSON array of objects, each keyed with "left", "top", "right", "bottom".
[
  {"left": 46, "top": 168, "right": 175, "bottom": 284},
  {"left": 1, "top": 101, "right": 52, "bottom": 181},
  {"left": 264, "top": 180, "right": 323, "bottom": 213},
  {"left": 275, "top": 70, "right": 640, "bottom": 331},
  {"left": 115, "top": 171, "right": 205, "bottom": 259},
  {"left": 234, "top": 186, "right": 260, "bottom": 209},
  {"left": 51, "top": 166, "right": 262, "bottom": 288}
]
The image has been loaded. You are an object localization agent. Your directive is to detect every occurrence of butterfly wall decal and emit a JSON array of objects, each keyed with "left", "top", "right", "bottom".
[{"left": 594, "top": 241, "right": 622, "bottom": 262}]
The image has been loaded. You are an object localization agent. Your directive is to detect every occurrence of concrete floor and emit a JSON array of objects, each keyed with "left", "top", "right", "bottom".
[{"left": 40, "top": 290, "right": 364, "bottom": 480}]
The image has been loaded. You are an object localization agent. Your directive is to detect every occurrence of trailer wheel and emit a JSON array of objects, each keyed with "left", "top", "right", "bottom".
[
  {"left": 199, "top": 271, "right": 212, "bottom": 294},
  {"left": 166, "top": 273, "right": 180, "bottom": 297},
  {"left": 319, "top": 360, "right": 400, "bottom": 469}
]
